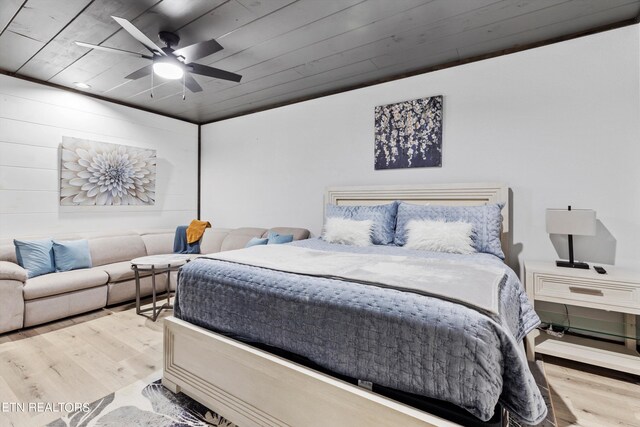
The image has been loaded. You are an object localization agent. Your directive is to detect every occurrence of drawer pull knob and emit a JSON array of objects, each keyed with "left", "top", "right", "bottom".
[{"left": 569, "top": 286, "right": 603, "bottom": 296}]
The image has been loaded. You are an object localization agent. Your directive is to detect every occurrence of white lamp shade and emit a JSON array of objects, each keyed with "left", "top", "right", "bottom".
[{"left": 546, "top": 209, "right": 596, "bottom": 236}]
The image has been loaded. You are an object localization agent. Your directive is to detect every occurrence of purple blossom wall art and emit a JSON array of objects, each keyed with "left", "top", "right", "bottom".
[{"left": 374, "top": 95, "right": 443, "bottom": 170}]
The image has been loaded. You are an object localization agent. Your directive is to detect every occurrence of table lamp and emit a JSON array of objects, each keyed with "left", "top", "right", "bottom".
[{"left": 546, "top": 206, "right": 596, "bottom": 269}]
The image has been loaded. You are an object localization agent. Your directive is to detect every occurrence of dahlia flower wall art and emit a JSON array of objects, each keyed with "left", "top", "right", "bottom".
[
  {"left": 374, "top": 95, "right": 443, "bottom": 170},
  {"left": 60, "top": 137, "right": 156, "bottom": 206}
]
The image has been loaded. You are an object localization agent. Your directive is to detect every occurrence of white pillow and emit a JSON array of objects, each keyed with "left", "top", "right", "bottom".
[
  {"left": 404, "top": 220, "right": 475, "bottom": 254},
  {"left": 322, "top": 218, "right": 373, "bottom": 247}
]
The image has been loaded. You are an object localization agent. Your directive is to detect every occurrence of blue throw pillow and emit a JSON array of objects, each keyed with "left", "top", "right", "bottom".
[
  {"left": 52, "top": 239, "right": 92, "bottom": 272},
  {"left": 267, "top": 231, "right": 293, "bottom": 244},
  {"left": 324, "top": 202, "right": 397, "bottom": 245},
  {"left": 394, "top": 202, "right": 505, "bottom": 259},
  {"left": 246, "top": 237, "right": 268, "bottom": 248},
  {"left": 14, "top": 239, "right": 55, "bottom": 278}
]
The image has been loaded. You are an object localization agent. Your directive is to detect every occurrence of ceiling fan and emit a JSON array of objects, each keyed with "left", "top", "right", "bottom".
[{"left": 75, "top": 16, "right": 241, "bottom": 93}]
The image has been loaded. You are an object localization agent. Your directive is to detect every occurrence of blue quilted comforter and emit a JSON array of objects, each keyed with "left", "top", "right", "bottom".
[{"left": 175, "top": 239, "right": 547, "bottom": 424}]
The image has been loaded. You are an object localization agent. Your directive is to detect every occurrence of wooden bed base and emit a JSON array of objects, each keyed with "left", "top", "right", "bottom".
[
  {"left": 163, "top": 316, "right": 460, "bottom": 426},
  {"left": 163, "top": 183, "right": 510, "bottom": 427}
]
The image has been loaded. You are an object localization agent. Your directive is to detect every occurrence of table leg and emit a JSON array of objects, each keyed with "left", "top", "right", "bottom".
[
  {"left": 625, "top": 313, "right": 637, "bottom": 351},
  {"left": 134, "top": 266, "right": 141, "bottom": 315},
  {"left": 166, "top": 263, "right": 171, "bottom": 306},
  {"left": 151, "top": 266, "right": 157, "bottom": 321},
  {"left": 133, "top": 261, "right": 181, "bottom": 321}
]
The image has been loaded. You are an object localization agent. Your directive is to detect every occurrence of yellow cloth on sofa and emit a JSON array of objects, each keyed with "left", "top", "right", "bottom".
[{"left": 186, "top": 220, "right": 211, "bottom": 244}]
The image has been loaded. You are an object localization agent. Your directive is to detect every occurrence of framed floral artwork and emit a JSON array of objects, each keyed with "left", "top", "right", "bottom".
[
  {"left": 374, "top": 95, "right": 443, "bottom": 169},
  {"left": 60, "top": 137, "right": 156, "bottom": 206}
]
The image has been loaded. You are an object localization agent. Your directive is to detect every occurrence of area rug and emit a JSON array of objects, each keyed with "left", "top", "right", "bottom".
[
  {"left": 46, "top": 374, "right": 236, "bottom": 427},
  {"left": 48, "top": 361, "right": 555, "bottom": 427}
]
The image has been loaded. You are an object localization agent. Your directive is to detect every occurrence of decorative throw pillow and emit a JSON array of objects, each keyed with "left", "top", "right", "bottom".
[
  {"left": 324, "top": 202, "right": 397, "bottom": 245},
  {"left": 246, "top": 237, "right": 268, "bottom": 248},
  {"left": 394, "top": 202, "right": 505, "bottom": 259},
  {"left": 52, "top": 239, "right": 93, "bottom": 272},
  {"left": 322, "top": 218, "right": 373, "bottom": 247},
  {"left": 267, "top": 231, "right": 294, "bottom": 244},
  {"left": 14, "top": 239, "right": 55, "bottom": 278},
  {"left": 404, "top": 220, "right": 475, "bottom": 254}
]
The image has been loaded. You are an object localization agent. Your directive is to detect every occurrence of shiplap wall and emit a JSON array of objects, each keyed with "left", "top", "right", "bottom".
[{"left": 0, "top": 74, "right": 198, "bottom": 237}]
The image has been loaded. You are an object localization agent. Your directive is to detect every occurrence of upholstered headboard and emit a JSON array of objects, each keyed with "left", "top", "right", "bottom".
[{"left": 324, "top": 182, "right": 510, "bottom": 256}]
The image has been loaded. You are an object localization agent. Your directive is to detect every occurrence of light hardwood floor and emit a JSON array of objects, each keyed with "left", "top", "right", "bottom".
[
  {"left": 542, "top": 355, "right": 640, "bottom": 427},
  {"left": 0, "top": 301, "right": 168, "bottom": 427},
  {"left": 0, "top": 304, "right": 638, "bottom": 427}
]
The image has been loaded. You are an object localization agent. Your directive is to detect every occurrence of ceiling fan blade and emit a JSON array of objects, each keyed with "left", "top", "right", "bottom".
[
  {"left": 125, "top": 64, "right": 153, "bottom": 80},
  {"left": 188, "top": 63, "right": 242, "bottom": 83},
  {"left": 173, "top": 39, "right": 223, "bottom": 64},
  {"left": 111, "top": 16, "right": 165, "bottom": 56},
  {"left": 184, "top": 73, "right": 203, "bottom": 93},
  {"left": 75, "top": 41, "right": 153, "bottom": 59}
]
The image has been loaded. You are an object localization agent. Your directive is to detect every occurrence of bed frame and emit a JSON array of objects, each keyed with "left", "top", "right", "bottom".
[{"left": 163, "top": 182, "right": 509, "bottom": 427}]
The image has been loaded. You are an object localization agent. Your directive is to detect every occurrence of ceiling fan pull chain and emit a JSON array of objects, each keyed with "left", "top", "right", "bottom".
[
  {"left": 150, "top": 70, "right": 154, "bottom": 98},
  {"left": 182, "top": 74, "right": 186, "bottom": 101}
]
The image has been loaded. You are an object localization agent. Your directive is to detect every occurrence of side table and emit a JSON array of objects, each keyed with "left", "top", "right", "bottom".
[
  {"left": 131, "top": 254, "right": 191, "bottom": 321},
  {"left": 524, "top": 260, "right": 640, "bottom": 375}
]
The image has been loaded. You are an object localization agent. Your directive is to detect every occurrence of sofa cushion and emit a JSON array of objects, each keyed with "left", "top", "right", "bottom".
[
  {"left": 221, "top": 228, "right": 267, "bottom": 252},
  {"left": 14, "top": 239, "right": 55, "bottom": 278},
  {"left": 141, "top": 233, "right": 174, "bottom": 256},
  {"left": 246, "top": 237, "right": 268, "bottom": 248},
  {"left": 53, "top": 239, "right": 92, "bottom": 272},
  {"left": 89, "top": 235, "right": 147, "bottom": 266},
  {"left": 262, "top": 227, "right": 310, "bottom": 241},
  {"left": 24, "top": 286, "right": 107, "bottom": 328},
  {"left": 23, "top": 268, "right": 109, "bottom": 300},
  {"left": 0, "top": 261, "right": 27, "bottom": 283},
  {"left": 0, "top": 279, "right": 24, "bottom": 333},
  {"left": 0, "top": 241, "right": 18, "bottom": 263},
  {"left": 200, "top": 229, "right": 231, "bottom": 254},
  {"left": 266, "top": 231, "right": 294, "bottom": 244}
]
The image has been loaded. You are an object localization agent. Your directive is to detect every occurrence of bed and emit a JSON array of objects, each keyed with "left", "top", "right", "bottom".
[{"left": 162, "top": 183, "right": 547, "bottom": 426}]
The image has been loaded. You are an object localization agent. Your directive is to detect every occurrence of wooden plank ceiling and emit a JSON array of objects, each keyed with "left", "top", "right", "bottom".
[{"left": 1, "top": 0, "right": 638, "bottom": 123}]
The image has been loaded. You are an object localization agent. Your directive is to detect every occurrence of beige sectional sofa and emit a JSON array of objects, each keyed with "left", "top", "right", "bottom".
[{"left": 0, "top": 226, "right": 310, "bottom": 334}]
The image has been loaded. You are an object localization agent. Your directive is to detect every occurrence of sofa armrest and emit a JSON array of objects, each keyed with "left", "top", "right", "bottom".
[{"left": 0, "top": 261, "right": 27, "bottom": 284}]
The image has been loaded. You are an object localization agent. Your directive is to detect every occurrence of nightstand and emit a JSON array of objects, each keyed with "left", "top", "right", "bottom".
[{"left": 524, "top": 261, "right": 640, "bottom": 375}]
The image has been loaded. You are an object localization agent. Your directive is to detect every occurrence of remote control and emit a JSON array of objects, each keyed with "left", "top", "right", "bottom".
[{"left": 593, "top": 266, "right": 607, "bottom": 274}]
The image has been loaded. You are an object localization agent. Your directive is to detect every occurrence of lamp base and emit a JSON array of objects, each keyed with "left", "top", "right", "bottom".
[{"left": 556, "top": 260, "right": 590, "bottom": 269}]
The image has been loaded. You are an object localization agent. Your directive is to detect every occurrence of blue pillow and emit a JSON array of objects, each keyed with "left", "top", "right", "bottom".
[
  {"left": 324, "top": 202, "right": 397, "bottom": 245},
  {"left": 267, "top": 231, "right": 293, "bottom": 244},
  {"left": 52, "top": 239, "right": 92, "bottom": 272},
  {"left": 394, "top": 202, "right": 505, "bottom": 259},
  {"left": 14, "top": 239, "right": 55, "bottom": 278},
  {"left": 246, "top": 237, "right": 268, "bottom": 248}
]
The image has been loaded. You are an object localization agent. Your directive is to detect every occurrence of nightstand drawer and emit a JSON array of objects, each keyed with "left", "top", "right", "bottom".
[{"left": 533, "top": 273, "right": 638, "bottom": 310}]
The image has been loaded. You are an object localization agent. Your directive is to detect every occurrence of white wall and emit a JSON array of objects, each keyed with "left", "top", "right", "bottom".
[
  {"left": 201, "top": 25, "right": 640, "bottom": 271},
  {"left": 0, "top": 74, "right": 198, "bottom": 237}
]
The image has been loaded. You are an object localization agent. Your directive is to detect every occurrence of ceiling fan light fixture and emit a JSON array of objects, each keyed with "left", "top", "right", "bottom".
[
  {"left": 153, "top": 61, "right": 183, "bottom": 80},
  {"left": 74, "top": 16, "right": 241, "bottom": 91}
]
